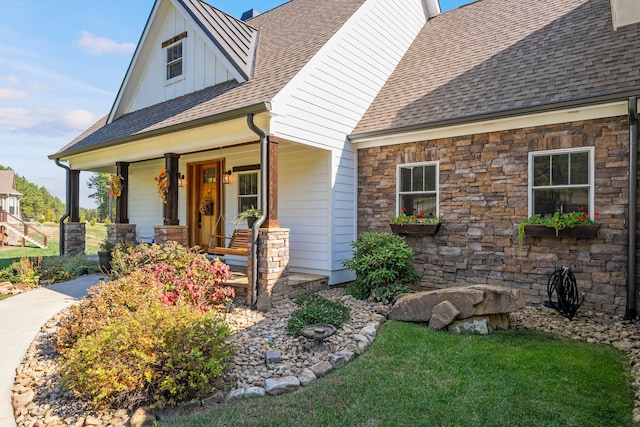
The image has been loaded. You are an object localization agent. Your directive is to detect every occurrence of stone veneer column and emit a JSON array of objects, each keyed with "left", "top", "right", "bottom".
[
  {"left": 64, "top": 222, "right": 85, "bottom": 256},
  {"left": 253, "top": 228, "right": 290, "bottom": 312},
  {"left": 153, "top": 226, "right": 188, "bottom": 246},
  {"left": 106, "top": 224, "right": 137, "bottom": 245}
]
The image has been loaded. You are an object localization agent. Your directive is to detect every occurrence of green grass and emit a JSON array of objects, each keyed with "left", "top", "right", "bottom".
[
  {"left": 0, "top": 223, "right": 107, "bottom": 269},
  {"left": 158, "top": 321, "right": 634, "bottom": 427}
]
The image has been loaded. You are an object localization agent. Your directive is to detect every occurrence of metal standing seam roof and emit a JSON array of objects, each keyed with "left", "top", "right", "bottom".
[
  {"left": 352, "top": 0, "right": 640, "bottom": 137},
  {"left": 178, "top": 0, "right": 258, "bottom": 80},
  {"left": 0, "top": 171, "right": 22, "bottom": 196},
  {"left": 52, "top": 0, "right": 367, "bottom": 159}
]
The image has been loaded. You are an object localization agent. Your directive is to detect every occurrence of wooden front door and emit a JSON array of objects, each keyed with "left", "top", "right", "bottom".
[{"left": 190, "top": 161, "right": 224, "bottom": 250}]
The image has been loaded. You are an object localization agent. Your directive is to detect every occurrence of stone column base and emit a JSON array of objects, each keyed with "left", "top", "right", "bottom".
[
  {"left": 64, "top": 222, "right": 85, "bottom": 256},
  {"left": 252, "top": 228, "right": 290, "bottom": 312},
  {"left": 153, "top": 226, "right": 188, "bottom": 246},
  {"left": 106, "top": 224, "right": 137, "bottom": 245}
]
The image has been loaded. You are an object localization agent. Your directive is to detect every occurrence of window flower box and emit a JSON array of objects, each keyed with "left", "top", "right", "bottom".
[
  {"left": 389, "top": 223, "right": 441, "bottom": 236},
  {"left": 522, "top": 224, "right": 600, "bottom": 238}
]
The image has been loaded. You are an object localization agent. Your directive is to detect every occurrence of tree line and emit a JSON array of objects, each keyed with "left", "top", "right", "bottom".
[{"left": 1, "top": 166, "right": 114, "bottom": 223}]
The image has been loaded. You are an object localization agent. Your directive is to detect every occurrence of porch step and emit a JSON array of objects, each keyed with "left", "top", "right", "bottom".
[{"left": 0, "top": 222, "right": 47, "bottom": 249}]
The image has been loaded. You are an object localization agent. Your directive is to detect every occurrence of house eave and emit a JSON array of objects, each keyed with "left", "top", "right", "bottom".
[
  {"left": 50, "top": 101, "right": 271, "bottom": 161},
  {"left": 350, "top": 88, "right": 640, "bottom": 144}
]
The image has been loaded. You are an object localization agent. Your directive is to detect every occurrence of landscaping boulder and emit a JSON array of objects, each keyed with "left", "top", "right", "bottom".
[
  {"left": 389, "top": 285, "right": 525, "bottom": 323},
  {"left": 429, "top": 300, "right": 461, "bottom": 330}
]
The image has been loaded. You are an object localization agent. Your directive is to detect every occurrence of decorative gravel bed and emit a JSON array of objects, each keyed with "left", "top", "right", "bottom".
[{"left": 11, "top": 291, "right": 640, "bottom": 426}]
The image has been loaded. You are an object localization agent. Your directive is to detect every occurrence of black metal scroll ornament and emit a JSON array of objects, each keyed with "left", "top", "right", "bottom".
[{"left": 544, "top": 266, "right": 584, "bottom": 320}]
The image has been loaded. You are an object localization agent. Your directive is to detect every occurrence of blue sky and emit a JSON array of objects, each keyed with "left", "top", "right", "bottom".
[{"left": 0, "top": 0, "right": 472, "bottom": 208}]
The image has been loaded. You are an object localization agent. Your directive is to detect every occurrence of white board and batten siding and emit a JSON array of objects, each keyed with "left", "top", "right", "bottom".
[
  {"left": 270, "top": 0, "right": 428, "bottom": 284},
  {"left": 128, "top": 160, "right": 172, "bottom": 243},
  {"left": 118, "top": 1, "right": 235, "bottom": 117}
]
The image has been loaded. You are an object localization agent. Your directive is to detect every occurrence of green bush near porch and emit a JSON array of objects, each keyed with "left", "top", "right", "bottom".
[{"left": 159, "top": 321, "right": 634, "bottom": 427}]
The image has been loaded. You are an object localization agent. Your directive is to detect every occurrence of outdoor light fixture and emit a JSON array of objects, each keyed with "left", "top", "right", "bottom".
[
  {"left": 178, "top": 173, "right": 186, "bottom": 187},
  {"left": 223, "top": 170, "right": 232, "bottom": 184}
]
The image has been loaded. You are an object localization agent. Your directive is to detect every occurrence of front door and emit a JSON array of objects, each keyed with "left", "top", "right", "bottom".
[{"left": 190, "top": 161, "right": 224, "bottom": 250}]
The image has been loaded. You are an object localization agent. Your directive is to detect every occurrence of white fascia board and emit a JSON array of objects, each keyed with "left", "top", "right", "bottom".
[
  {"left": 353, "top": 101, "right": 628, "bottom": 149},
  {"left": 108, "top": 0, "right": 161, "bottom": 124},
  {"left": 610, "top": 0, "right": 640, "bottom": 29}
]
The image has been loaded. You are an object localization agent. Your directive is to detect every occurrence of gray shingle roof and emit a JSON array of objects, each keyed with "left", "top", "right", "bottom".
[
  {"left": 53, "top": 0, "right": 366, "bottom": 158},
  {"left": 353, "top": 0, "right": 640, "bottom": 137}
]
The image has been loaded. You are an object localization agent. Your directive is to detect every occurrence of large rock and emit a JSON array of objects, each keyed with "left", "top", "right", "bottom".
[
  {"left": 429, "top": 300, "right": 461, "bottom": 330},
  {"left": 389, "top": 285, "right": 525, "bottom": 323}
]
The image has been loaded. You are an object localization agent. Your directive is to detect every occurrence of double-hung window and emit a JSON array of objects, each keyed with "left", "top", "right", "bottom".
[
  {"left": 397, "top": 162, "right": 439, "bottom": 218},
  {"left": 529, "top": 147, "right": 594, "bottom": 218},
  {"left": 238, "top": 172, "right": 259, "bottom": 213},
  {"left": 166, "top": 42, "right": 183, "bottom": 80}
]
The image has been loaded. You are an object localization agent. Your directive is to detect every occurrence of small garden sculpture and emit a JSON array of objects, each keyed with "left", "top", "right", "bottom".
[{"left": 544, "top": 266, "right": 584, "bottom": 320}]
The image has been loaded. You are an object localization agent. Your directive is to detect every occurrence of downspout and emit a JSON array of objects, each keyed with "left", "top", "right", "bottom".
[
  {"left": 627, "top": 96, "right": 638, "bottom": 320},
  {"left": 54, "top": 159, "right": 71, "bottom": 255},
  {"left": 247, "top": 113, "right": 268, "bottom": 310}
]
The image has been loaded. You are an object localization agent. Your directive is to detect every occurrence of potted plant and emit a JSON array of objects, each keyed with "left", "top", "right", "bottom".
[
  {"left": 233, "top": 206, "right": 262, "bottom": 228},
  {"left": 518, "top": 208, "right": 600, "bottom": 250},
  {"left": 389, "top": 207, "right": 443, "bottom": 236},
  {"left": 98, "top": 239, "right": 116, "bottom": 274}
]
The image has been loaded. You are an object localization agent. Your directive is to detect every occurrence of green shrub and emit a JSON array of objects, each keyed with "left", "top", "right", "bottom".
[
  {"left": 109, "top": 242, "right": 234, "bottom": 310},
  {"left": 60, "top": 299, "right": 233, "bottom": 409},
  {"left": 287, "top": 292, "right": 350, "bottom": 336},
  {"left": 342, "top": 232, "right": 419, "bottom": 300},
  {"left": 370, "top": 283, "right": 412, "bottom": 305},
  {"left": 39, "top": 255, "right": 100, "bottom": 283},
  {"left": 55, "top": 271, "right": 160, "bottom": 353},
  {"left": 345, "top": 281, "right": 369, "bottom": 300},
  {"left": 0, "top": 257, "right": 41, "bottom": 287},
  {"left": 89, "top": 218, "right": 97, "bottom": 226}
]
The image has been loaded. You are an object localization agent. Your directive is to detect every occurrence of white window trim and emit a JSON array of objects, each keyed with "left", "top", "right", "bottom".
[
  {"left": 165, "top": 41, "right": 185, "bottom": 85},
  {"left": 396, "top": 161, "right": 440, "bottom": 216},
  {"left": 527, "top": 146, "right": 595, "bottom": 219}
]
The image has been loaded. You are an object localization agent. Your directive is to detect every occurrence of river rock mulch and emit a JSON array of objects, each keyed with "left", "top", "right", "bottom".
[{"left": 11, "top": 290, "right": 640, "bottom": 426}]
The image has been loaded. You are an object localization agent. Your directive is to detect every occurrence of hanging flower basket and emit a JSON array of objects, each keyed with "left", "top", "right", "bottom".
[
  {"left": 154, "top": 168, "right": 169, "bottom": 203},
  {"left": 389, "top": 223, "right": 441, "bottom": 236}
]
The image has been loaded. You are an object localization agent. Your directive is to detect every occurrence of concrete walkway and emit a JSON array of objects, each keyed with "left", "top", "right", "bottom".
[{"left": 0, "top": 275, "right": 103, "bottom": 427}]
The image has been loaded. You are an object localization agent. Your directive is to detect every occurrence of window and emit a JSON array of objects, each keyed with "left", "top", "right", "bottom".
[
  {"left": 529, "top": 148, "right": 594, "bottom": 218},
  {"left": 238, "top": 172, "right": 259, "bottom": 213},
  {"left": 397, "top": 162, "right": 439, "bottom": 218},
  {"left": 166, "top": 42, "right": 183, "bottom": 80}
]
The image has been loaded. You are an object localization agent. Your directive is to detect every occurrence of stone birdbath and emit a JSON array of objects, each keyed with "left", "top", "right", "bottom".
[{"left": 300, "top": 323, "right": 337, "bottom": 353}]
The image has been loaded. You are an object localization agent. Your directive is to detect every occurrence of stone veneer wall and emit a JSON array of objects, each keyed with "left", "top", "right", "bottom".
[
  {"left": 251, "top": 228, "right": 290, "bottom": 312},
  {"left": 153, "top": 226, "right": 188, "bottom": 246},
  {"left": 64, "top": 222, "right": 85, "bottom": 256},
  {"left": 106, "top": 224, "right": 137, "bottom": 245},
  {"left": 358, "top": 117, "right": 632, "bottom": 315}
]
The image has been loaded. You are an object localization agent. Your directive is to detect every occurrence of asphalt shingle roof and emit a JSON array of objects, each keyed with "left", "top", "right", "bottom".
[
  {"left": 54, "top": 0, "right": 367, "bottom": 158},
  {"left": 0, "top": 171, "right": 21, "bottom": 197},
  {"left": 353, "top": 0, "right": 640, "bottom": 136}
]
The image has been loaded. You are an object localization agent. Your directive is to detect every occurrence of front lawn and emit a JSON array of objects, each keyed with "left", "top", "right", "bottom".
[{"left": 159, "top": 321, "right": 634, "bottom": 427}]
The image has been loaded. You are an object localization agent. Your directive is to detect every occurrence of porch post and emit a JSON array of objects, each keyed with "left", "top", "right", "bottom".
[
  {"left": 115, "top": 161, "right": 129, "bottom": 224},
  {"left": 264, "top": 136, "right": 279, "bottom": 228},
  {"left": 69, "top": 169, "right": 80, "bottom": 223},
  {"left": 164, "top": 153, "right": 180, "bottom": 226}
]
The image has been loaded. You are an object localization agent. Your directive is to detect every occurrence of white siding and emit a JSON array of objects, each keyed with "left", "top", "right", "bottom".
[
  {"left": 279, "top": 144, "right": 332, "bottom": 273},
  {"left": 269, "top": 0, "right": 427, "bottom": 284},
  {"left": 121, "top": 4, "right": 235, "bottom": 115},
  {"left": 129, "top": 160, "right": 169, "bottom": 242}
]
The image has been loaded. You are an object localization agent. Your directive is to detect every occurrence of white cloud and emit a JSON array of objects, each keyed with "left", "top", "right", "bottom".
[
  {"left": 0, "top": 88, "right": 28, "bottom": 101},
  {"left": 0, "top": 107, "right": 99, "bottom": 136},
  {"left": 76, "top": 31, "right": 135, "bottom": 55}
]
